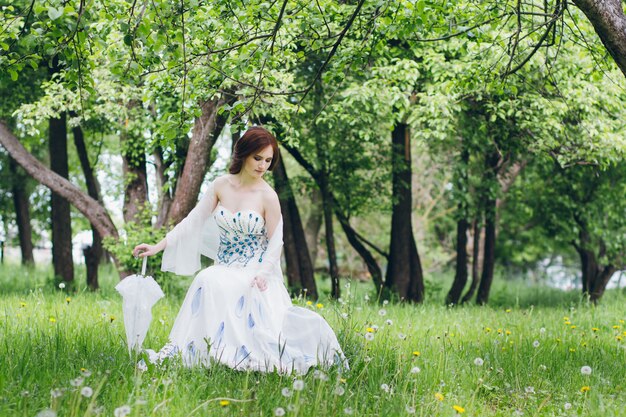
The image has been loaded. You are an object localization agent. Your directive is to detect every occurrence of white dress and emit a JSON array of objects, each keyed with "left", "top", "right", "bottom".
[{"left": 151, "top": 182, "right": 348, "bottom": 375}]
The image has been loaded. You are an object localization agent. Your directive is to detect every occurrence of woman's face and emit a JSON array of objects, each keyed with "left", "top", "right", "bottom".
[{"left": 243, "top": 145, "right": 273, "bottom": 178}]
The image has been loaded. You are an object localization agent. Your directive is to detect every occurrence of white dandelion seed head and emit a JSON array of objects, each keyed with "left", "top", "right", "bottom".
[
  {"left": 344, "top": 407, "right": 354, "bottom": 415},
  {"left": 398, "top": 333, "right": 407, "bottom": 340},
  {"left": 113, "top": 405, "right": 131, "bottom": 417},
  {"left": 365, "top": 333, "right": 375, "bottom": 341},
  {"left": 70, "top": 377, "right": 84, "bottom": 387},
  {"left": 35, "top": 410, "right": 57, "bottom": 417},
  {"left": 581, "top": 366, "right": 592, "bottom": 375},
  {"left": 334, "top": 386, "right": 345, "bottom": 396},
  {"left": 274, "top": 407, "right": 286, "bottom": 416},
  {"left": 533, "top": 340, "right": 540, "bottom": 348},
  {"left": 371, "top": 324, "right": 379, "bottom": 331},
  {"left": 378, "top": 309, "right": 387, "bottom": 316},
  {"left": 80, "top": 387, "right": 93, "bottom": 398},
  {"left": 539, "top": 327, "right": 546, "bottom": 334},
  {"left": 406, "top": 405, "right": 416, "bottom": 414},
  {"left": 386, "top": 319, "right": 393, "bottom": 326},
  {"left": 364, "top": 295, "right": 370, "bottom": 301},
  {"left": 341, "top": 313, "right": 349, "bottom": 319},
  {"left": 80, "top": 369, "right": 92, "bottom": 377},
  {"left": 474, "top": 357, "right": 484, "bottom": 366},
  {"left": 281, "top": 387, "right": 292, "bottom": 397},
  {"left": 58, "top": 283, "right": 66, "bottom": 289},
  {"left": 564, "top": 402, "right": 572, "bottom": 410},
  {"left": 410, "top": 366, "right": 421, "bottom": 374},
  {"left": 135, "top": 398, "right": 147, "bottom": 405},
  {"left": 525, "top": 386, "right": 535, "bottom": 394},
  {"left": 380, "top": 383, "right": 390, "bottom": 393},
  {"left": 93, "top": 406, "right": 105, "bottom": 415},
  {"left": 287, "top": 404, "right": 296, "bottom": 412},
  {"left": 383, "top": 299, "right": 389, "bottom": 305},
  {"left": 293, "top": 380, "right": 305, "bottom": 391},
  {"left": 539, "top": 364, "right": 547, "bottom": 371},
  {"left": 50, "top": 388, "right": 63, "bottom": 398}
]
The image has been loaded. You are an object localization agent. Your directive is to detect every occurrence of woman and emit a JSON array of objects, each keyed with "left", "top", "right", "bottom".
[{"left": 133, "top": 126, "right": 347, "bottom": 374}]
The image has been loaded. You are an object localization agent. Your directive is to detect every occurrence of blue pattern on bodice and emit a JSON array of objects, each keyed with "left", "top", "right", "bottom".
[{"left": 214, "top": 206, "right": 268, "bottom": 267}]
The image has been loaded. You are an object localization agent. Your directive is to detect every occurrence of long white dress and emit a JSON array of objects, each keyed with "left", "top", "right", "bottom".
[{"left": 151, "top": 182, "right": 348, "bottom": 375}]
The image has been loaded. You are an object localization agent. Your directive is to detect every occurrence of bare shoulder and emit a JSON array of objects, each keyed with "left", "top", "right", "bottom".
[
  {"left": 261, "top": 182, "right": 280, "bottom": 208},
  {"left": 213, "top": 174, "right": 232, "bottom": 196}
]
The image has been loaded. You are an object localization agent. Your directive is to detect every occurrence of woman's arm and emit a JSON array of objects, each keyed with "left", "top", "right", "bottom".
[{"left": 251, "top": 190, "right": 282, "bottom": 291}]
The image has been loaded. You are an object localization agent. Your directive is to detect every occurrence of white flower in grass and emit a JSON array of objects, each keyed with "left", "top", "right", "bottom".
[
  {"left": 386, "top": 319, "right": 393, "bottom": 326},
  {"left": 334, "top": 386, "right": 345, "bottom": 396},
  {"left": 581, "top": 366, "right": 592, "bottom": 375},
  {"left": 70, "top": 377, "right": 84, "bottom": 387},
  {"left": 380, "top": 383, "right": 390, "bottom": 393},
  {"left": 539, "top": 364, "right": 547, "bottom": 371},
  {"left": 406, "top": 405, "right": 416, "bottom": 414},
  {"left": 93, "top": 406, "right": 105, "bottom": 415},
  {"left": 341, "top": 313, "right": 349, "bottom": 319},
  {"left": 364, "top": 295, "right": 370, "bottom": 301},
  {"left": 364, "top": 356, "right": 372, "bottom": 363},
  {"left": 344, "top": 408, "right": 354, "bottom": 415},
  {"left": 281, "top": 388, "right": 292, "bottom": 397},
  {"left": 383, "top": 300, "right": 389, "bottom": 305},
  {"left": 539, "top": 327, "right": 546, "bottom": 334},
  {"left": 474, "top": 357, "right": 484, "bottom": 366},
  {"left": 365, "top": 333, "right": 374, "bottom": 341},
  {"left": 58, "top": 283, "right": 66, "bottom": 289},
  {"left": 533, "top": 340, "right": 540, "bottom": 348},
  {"left": 525, "top": 386, "right": 535, "bottom": 394},
  {"left": 564, "top": 403, "right": 572, "bottom": 410},
  {"left": 410, "top": 366, "right": 421, "bottom": 374},
  {"left": 80, "top": 368, "right": 92, "bottom": 377},
  {"left": 274, "top": 407, "right": 286, "bottom": 416},
  {"left": 35, "top": 410, "right": 57, "bottom": 417},
  {"left": 80, "top": 387, "right": 93, "bottom": 398},
  {"left": 50, "top": 388, "right": 63, "bottom": 398},
  {"left": 378, "top": 309, "right": 387, "bottom": 316},
  {"left": 371, "top": 324, "right": 379, "bottom": 331},
  {"left": 293, "top": 380, "right": 305, "bottom": 391},
  {"left": 398, "top": 333, "right": 407, "bottom": 340},
  {"left": 287, "top": 405, "right": 296, "bottom": 412},
  {"left": 114, "top": 405, "right": 131, "bottom": 417}
]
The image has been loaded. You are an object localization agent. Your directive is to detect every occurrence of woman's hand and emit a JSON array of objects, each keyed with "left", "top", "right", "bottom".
[
  {"left": 133, "top": 243, "right": 158, "bottom": 258},
  {"left": 251, "top": 276, "right": 268, "bottom": 291}
]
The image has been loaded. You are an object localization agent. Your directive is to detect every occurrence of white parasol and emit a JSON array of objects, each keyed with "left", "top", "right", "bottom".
[{"left": 115, "top": 257, "right": 164, "bottom": 355}]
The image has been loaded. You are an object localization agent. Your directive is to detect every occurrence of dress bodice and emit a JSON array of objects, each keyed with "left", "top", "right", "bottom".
[{"left": 214, "top": 205, "right": 268, "bottom": 268}]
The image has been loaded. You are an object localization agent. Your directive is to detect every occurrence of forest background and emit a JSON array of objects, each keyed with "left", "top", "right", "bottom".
[{"left": 1, "top": 0, "right": 626, "bottom": 307}]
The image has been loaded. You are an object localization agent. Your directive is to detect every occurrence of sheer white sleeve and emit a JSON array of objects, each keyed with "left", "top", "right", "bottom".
[
  {"left": 256, "top": 218, "right": 285, "bottom": 283},
  {"left": 161, "top": 182, "right": 218, "bottom": 276}
]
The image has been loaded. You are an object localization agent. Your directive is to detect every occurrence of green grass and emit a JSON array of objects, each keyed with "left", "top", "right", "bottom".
[{"left": 0, "top": 263, "right": 625, "bottom": 416}]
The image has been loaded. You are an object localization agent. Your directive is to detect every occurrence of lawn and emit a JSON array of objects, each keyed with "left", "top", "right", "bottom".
[{"left": 1, "top": 263, "right": 624, "bottom": 416}]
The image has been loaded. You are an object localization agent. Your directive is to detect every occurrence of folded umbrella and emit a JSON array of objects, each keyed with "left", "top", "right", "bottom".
[{"left": 115, "top": 257, "right": 164, "bottom": 355}]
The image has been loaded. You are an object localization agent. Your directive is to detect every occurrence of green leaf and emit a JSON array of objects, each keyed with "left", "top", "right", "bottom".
[
  {"left": 8, "top": 69, "right": 18, "bottom": 81},
  {"left": 47, "top": 7, "right": 63, "bottom": 21}
]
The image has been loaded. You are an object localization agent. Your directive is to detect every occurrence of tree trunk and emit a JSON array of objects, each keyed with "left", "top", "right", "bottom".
[
  {"left": 385, "top": 122, "right": 424, "bottom": 302},
  {"left": 273, "top": 151, "right": 318, "bottom": 299},
  {"left": 49, "top": 108, "right": 74, "bottom": 284},
  {"left": 462, "top": 220, "right": 482, "bottom": 303},
  {"left": 319, "top": 172, "right": 340, "bottom": 299},
  {"left": 9, "top": 158, "right": 34, "bottom": 265},
  {"left": 589, "top": 265, "right": 616, "bottom": 303},
  {"left": 167, "top": 95, "right": 231, "bottom": 225},
  {"left": 573, "top": 0, "right": 626, "bottom": 79},
  {"left": 154, "top": 145, "right": 173, "bottom": 228},
  {"left": 72, "top": 121, "right": 102, "bottom": 290},
  {"left": 0, "top": 121, "right": 119, "bottom": 250},
  {"left": 121, "top": 122, "right": 149, "bottom": 225},
  {"left": 573, "top": 227, "right": 616, "bottom": 303},
  {"left": 305, "top": 187, "right": 323, "bottom": 266}
]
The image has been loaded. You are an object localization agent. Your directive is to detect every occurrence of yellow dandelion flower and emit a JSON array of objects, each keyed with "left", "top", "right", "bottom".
[
  {"left": 613, "top": 325, "right": 621, "bottom": 329},
  {"left": 497, "top": 328, "right": 503, "bottom": 334},
  {"left": 616, "top": 336, "right": 623, "bottom": 342},
  {"left": 434, "top": 392, "right": 444, "bottom": 401},
  {"left": 412, "top": 351, "right": 420, "bottom": 357},
  {"left": 366, "top": 327, "right": 375, "bottom": 333},
  {"left": 580, "top": 386, "right": 590, "bottom": 393},
  {"left": 219, "top": 400, "right": 230, "bottom": 407},
  {"left": 453, "top": 405, "right": 466, "bottom": 413},
  {"left": 316, "top": 303, "right": 323, "bottom": 309},
  {"left": 20, "top": 302, "right": 26, "bottom": 308},
  {"left": 623, "top": 331, "right": 626, "bottom": 336},
  {"left": 484, "top": 327, "right": 492, "bottom": 333},
  {"left": 592, "top": 327, "right": 600, "bottom": 332},
  {"left": 556, "top": 338, "right": 561, "bottom": 343},
  {"left": 449, "top": 332, "right": 455, "bottom": 337},
  {"left": 563, "top": 316, "right": 570, "bottom": 321},
  {"left": 65, "top": 297, "right": 71, "bottom": 304},
  {"left": 505, "top": 308, "right": 511, "bottom": 313},
  {"left": 564, "top": 321, "right": 571, "bottom": 325},
  {"left": 505, "top": 330, "right": 511, "bottom": 335},
  {"left": 569, "top": 348, "right": 576, "bottom": 352},
  {"left": 619, "top": 319, "right": 625, "bottom": 324},
  {"left": 581, "top": 342, "right": 587, "bottom": 347},
  {"left": 110, "top": 316, "right": 116, "bottom": 323},
  {"left": 571, "top": 325, "right": 577, "bottom": 329},
  {"left": 49, "top": 317, "right": 56, "bottom": 323},
  {"left": 340, "top": 378, "right": 347, "bottom": 383},
  {"left": 306, "top": 301, "right": 313, "bottom": 306}
]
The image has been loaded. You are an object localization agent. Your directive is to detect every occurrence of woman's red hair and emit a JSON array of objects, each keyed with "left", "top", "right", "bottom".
[{"left": 229, "top": 126, "right": 279, "bottom": 174}]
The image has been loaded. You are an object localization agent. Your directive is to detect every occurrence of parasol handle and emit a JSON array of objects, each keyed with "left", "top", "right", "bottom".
[{"left": 141, "top": 256, "right": 147, "bottom": 276}]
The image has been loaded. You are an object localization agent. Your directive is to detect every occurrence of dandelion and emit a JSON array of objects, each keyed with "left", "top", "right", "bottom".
[
  {"left": 80, "top": 387, "right": 93, "bottom": 398},
  {"left": 580, "top": 386, "right": 590, "bottom": 393},
  {"left": 341, "top": 313, "right": 349, "bottom": 319},
  {"left": 281, "top": 388, "right": 292, "bottom": 397},
  {"left": 484, "top": 327, "right": 492, "bottom": 333},
  {"left": 65, "top": 297, "right": 71, "bottom": 304},
  {"left": 20, "top": 301, "right": 26, "bottom": 308},
  {"left": 564, "top": 321, "right": 571, "bottom": 325},
  {"left": 505, "top": 308, "right": 511, "bottom": 313},
  {"left": 580, "top": 366, "right": 592, "bottom": 375},
  {"left": 525, "top": 386, "right": 535, "bottom": 394},
  {"left": 50, "top": 388, "right": 63, "bottom": 398},
  {"left": 366, "top": 327, "right": 375, "bottom": 333},
  {"left": 219, "top": 400, "right": 230, "bottom": 407},
  {"left": 571, "top": 325, "right": 577, "bottom": 329},
  {"left": 569, "top": 348, "right": 576, "bottom": 352},
  {"left": 474, "top": 357, "right": 484, "bottom": 366},
  {"left": 35, "top": 410, "right": 57, "bottom": 417},
  {"left": 453, "top": 405, "right": 465, "bottom": 413},
  {"left": 613, "top": 325, "right": 621, "bottom": 329},
  {"left": 59, "top": 282, "right": 66, "bottom": 289},
  {"left": 365, "top": 333, "right": 374, "bottom": 341},
  {"left": 316, "top": 303, "right": 323, "bottom": 309},
  {"left": 505, "top": 330, "right": 512, "bottom": 335},
  {"left": 80, "top": 368, "right": 92, "bottom": 377},
  {"left": 564, "top": 402, "right": 572, "bottom": 410},
  {"left": 113, "top": 405, "right": 131, "bottom": 417},
  {"left": 49, "top": 317, "right": 56, "bottom": 323},
  {"left": 344, "top": 407, "right": 354, "bottom": 415},
  {"left": 410, "top": 366, "right": 421, "bottom": 374},
  {"left": 70, "top": 377, "right": 84, "bottom": 387},
  {"left": 540, "top": 327, "right": 546, "bottom": 334},
  {"left": 539, "top": 364, "right": 547, "bottom": 371},
  {"left": 386, "top": 319, "right": 393, "bottom": 326},
  {"left": 592, "top": 327, "right": 600, "bottom": 332},
  {"left": 364, "top": 294, "right": 370, "bottom": 301},
  {"left": 274, "top": 407, "right": 285, "bottom": 416},
  {"left": 109, "top": 315, "right": 116, "bottom": 323},
  {"left": 398, "top": 333, "right": 407, "bottom": 340},
  {"left": 313, "top": 370, "right": 328, "bottom": 381},
  {"left": 412, "top": 351, "right": 420, "bottom": 357},
  {"left": 340, "top": 378, "right": 347, "bottom": 383},
  {"left": 406, "top": 405, "right": 416, "bottom": 414},
  {"left": 334, "top": 386, "right": 345, "bottom": 396},
  {"left": 293, "top": 380, "right": 305, "bottom": 391},
  {"left": 533, "top": 340, "right": 540, "bottom": 348},
  {"left": 435, "top": 392, "right": 444, "bottom": 401},
  {"left": 306, "top": 301, "right": 313, "bottom": 306},
  {"left": 378, "top": 309, "right": 387, "bottom": 316},
  {"left": 383, "top": 299, "right": 389, "bottom": 305},
  {"left": 380, "top": 383, "right": 390, "bottom": 393}
]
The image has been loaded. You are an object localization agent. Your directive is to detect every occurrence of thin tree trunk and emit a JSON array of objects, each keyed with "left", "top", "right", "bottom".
[
  {"left": 273, "top": 151, "right": 318, "bottom": 299},
  {"left": 462, "top": 220, "right": 482, "bottom": 303},
  {"left": 476, "top": 204, "right": 496, "bottom": 305},
  {"left": 154, "top": 146, "right": 173, "bottom": 228},
  {"left": 48, "top": 105, "right": 74, "bottom": 284},
  {"left": 305, "top": 187, "right": 323, "bottom": 266},
  {"left": 121, "top": 125, "right": 149, "bottom": 225},
  {"left": 72, "top": 121, "right": 102, "bottom": 290},
  {"left": 589, "top": 265, "right": 616, "bottom": 303},
  {"left": 385, "top": 122, "right": 424, "bottom": 302},
  {"left": 9, "top": 158, "right": 34, "bottom": 265},
  {"left": 319, "top": 173, "right": 340, "bottom": 299}
]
